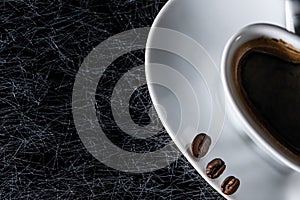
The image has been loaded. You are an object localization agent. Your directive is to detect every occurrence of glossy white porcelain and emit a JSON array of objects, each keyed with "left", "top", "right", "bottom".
[
  {"left": 145, "top": 0, "right": 300, "bottom": 199},
  {"left": 222, "top": 23, "right": 300, "bottom": 172}
]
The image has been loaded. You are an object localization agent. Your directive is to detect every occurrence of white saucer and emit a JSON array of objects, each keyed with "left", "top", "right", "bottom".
[{"left": 145, "top": 0, "right": 300, "bottom": 199}]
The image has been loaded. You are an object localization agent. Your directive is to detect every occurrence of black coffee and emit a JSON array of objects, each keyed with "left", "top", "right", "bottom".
[{"left": 234, "top": 38, "right": 300, "bottom": 156}]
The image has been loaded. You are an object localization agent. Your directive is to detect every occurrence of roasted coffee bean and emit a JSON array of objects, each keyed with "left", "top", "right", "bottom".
[
  {"left": 191, "top": 133, "right": 211, "bottom": 158},
  {"left": 221, "top": 176, "right": 240, "bottom": 195},
  {"left": 206, "top": 158, "right": 226, "bottom": 179}
]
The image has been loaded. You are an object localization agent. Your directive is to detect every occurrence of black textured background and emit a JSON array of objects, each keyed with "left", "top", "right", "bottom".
[{"left": 0, "top": 1, "right": 225, "bottom": 199}]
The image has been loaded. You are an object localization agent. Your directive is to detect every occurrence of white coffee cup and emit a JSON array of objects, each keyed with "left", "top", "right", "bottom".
[{"left": 221, "top": 23, "right": 300, "bottom": 172}]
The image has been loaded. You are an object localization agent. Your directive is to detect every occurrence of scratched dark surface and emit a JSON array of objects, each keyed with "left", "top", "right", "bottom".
[{"left": 0, "top": 1, "right": 225, "bottom": 199}]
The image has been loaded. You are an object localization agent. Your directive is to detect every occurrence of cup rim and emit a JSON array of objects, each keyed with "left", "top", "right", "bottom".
[{"left": 221, "top": 23, "right": 300, "bottom": 172}]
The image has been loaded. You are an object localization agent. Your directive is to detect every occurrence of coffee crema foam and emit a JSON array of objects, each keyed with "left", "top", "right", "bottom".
[{"left": 232, "top": 37, "right": 300, "bottom": 164}]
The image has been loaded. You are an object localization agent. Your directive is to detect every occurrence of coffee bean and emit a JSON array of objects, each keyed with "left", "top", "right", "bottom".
[
  {"left": 221, "top": 176, "right": 240, "bottom": 195},
  {"left": 191, "top": 133, "right": 211, "bottom": 158},
  {"left": 206, "top": 158, "right": 226, "bottom": 179}
]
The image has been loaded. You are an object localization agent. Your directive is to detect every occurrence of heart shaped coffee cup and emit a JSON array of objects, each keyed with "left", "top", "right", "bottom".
[{"left": 221, "top": 23, "right": 300, "bottom": 172}]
